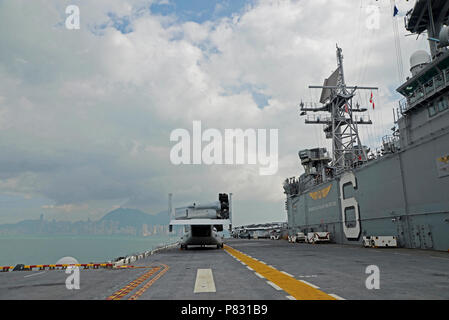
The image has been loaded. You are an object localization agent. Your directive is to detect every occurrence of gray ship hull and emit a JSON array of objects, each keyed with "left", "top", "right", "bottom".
[{"left": 286, "top": 129, "right": 449, "bottom": 251}]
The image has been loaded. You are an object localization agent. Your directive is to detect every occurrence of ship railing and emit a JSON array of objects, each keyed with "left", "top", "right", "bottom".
[
  {"left": 355, "top": 115, "right": 371, "bottom": 123},
  {"left": 300, "top": 102, "right": 321, "bottom": 110},
  {"left": 305, "top": 114, "right": 331, "bottom": 123},
  {"left": 399, "top": 97, "right": 408, "bottom": 113},
  {"left": 284, "top": 177, "right": 300, "bottom": 195},
  {"left": 382, "top": 135, "right": 400, "bottom": 154},
  {"left": 401, "top": 65, "right": 449, "bottom": 113},
  {"left": 435, "top": 73, "right": 444, "bottom": 90}
]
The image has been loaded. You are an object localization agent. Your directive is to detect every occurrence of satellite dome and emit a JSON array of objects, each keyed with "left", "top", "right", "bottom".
[{"left": 410, "top": 50, "right": 431, "bottom": 76}]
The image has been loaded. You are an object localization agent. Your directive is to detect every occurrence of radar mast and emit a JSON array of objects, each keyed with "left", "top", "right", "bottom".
[{"left": 300, "top": 45, "right": 378, "bottom": 175}]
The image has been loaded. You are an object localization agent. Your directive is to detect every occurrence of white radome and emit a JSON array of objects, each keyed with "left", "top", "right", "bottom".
[
  {"left": 410, "top": 50, "right": 431, "bottom": 69},
  {"left": 410, "top": 50, "right": 431, "bottom": 76}
]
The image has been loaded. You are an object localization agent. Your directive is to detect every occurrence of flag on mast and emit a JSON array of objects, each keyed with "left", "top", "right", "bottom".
[{"left": 393, "top": 5, "right": 399, "bottom": 17}]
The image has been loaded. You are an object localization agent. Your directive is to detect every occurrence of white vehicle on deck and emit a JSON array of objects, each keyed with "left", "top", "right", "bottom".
[
  {"left": 363, "top": 236, "right": 398, "bottom": 248},
  {"left": 270, "top": 234, "right": 280, "bottom": 240},
  {"left": 295, "top": 232, "right": 306, "bottom": 243},
  {"left": 288, "top": 232, "right": 305, "bottom": 243},
  {"left": 306, "top": 232, "right": 330, "bottom": 244}
]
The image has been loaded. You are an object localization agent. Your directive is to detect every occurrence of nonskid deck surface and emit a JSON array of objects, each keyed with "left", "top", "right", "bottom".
[{"left": 0, "top": 239, "right": 448, "bottom": 300}]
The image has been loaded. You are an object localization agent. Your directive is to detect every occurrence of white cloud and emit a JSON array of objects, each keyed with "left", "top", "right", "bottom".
[{"left": 0, "top": 0, "right": 428, "bottom": 225}]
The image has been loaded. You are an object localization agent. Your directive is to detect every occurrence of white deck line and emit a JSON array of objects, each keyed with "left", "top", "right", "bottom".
[
  {"left": 194, "top": 269, "right": 216, "bottom": 293},
  {"left": 281, "top": 271, "right": 294, "bottom": 277},
  {"left": 266, "top": 281, "right": 282, "bottom": 291},
  {"left": 329, "top": 293, "right": 346, "bottom": 300},
  {"left": 300, "top": 280, "right": 320, "bottom": 289},
  {"left": 254, "top": 272, "right": 265, "bottom": 279},
  {"left": 24, "top": 271, "right": 47, "bottom": 278}
]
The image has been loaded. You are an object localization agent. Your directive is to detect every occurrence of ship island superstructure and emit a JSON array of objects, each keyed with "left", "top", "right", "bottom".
[{"left": 284, "top": 0, "right": 449, "bottom": 251}]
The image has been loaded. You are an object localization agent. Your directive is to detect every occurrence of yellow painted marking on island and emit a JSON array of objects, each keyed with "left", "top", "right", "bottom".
[
  {"left": 309, "top": 184, "right": 332, "bottom": 200},
  {"left": 224, "top": 245, "right": 336, "bottom": 300}
]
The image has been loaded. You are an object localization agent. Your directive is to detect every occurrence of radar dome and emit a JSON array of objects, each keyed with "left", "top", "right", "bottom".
[{"left": 410, "top": 50, "right": 431, "bottom": 76}]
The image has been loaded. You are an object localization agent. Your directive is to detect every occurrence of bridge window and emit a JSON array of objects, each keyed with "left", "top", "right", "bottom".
[
  {"left": 437, "top": 96, "right": 449, "bottom": 112},
  {"left": 428, "top": 103, "right": 437, "bottom": 117},
  {"left": 429, "top": 96, "right": 449, "bottom": 117}
]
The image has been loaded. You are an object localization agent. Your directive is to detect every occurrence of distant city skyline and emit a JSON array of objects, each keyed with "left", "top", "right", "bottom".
[{"left": 0, "top": 208, "right": 180, "bottom": 237}]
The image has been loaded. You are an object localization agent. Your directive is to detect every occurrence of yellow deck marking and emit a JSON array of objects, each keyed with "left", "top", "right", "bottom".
[
  {"left": 128, "top": 264, "right": 169, "bottom": 300},
  {"left": 106, "top": 267, "right": 160, "bottom": 300},
  {"left": 224, "top": 245, "right": 336, "bottom": 300}
]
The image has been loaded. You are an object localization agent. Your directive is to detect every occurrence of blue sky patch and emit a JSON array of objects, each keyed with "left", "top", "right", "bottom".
[
  {"left": 150, "top": 0, "right": 254, "bottom": 23},
  {"left": 251, "top": 91, "right": 271, "bottom": 109},
  {"left": 107, "top": 12, "right": 133, "bottom": 34},
  {"left": 223, "top": 83, "right": 271, "bottom": 109}
]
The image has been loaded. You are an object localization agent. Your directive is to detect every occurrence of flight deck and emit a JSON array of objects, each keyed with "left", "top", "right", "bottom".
[{"left": 1, "top": 239, "right": 448, "bottom": 300}]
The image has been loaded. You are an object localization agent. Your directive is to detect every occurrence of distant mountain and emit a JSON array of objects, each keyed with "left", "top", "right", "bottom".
[
  {"left": 0, "top": 208, "right": 170, "bottom": 236},
  {"left": 99, "top": 208, "right": 169, "bottom": 229}
]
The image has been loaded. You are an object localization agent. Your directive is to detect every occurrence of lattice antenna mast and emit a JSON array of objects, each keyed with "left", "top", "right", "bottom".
[
  {"left": 336, "top": 46, "right": 345, "bottom": 89},
  {"left": 299, "top": 45, "right": 378, "bottom": 174}
]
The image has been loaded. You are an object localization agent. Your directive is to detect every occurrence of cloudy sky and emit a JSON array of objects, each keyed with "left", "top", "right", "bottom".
[{"left": 0, "top": 0, "right": 427, "bottom": 225}]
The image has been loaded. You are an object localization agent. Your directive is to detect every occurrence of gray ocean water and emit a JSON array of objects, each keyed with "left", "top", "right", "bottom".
[{"left": 0, "top": 235, "right": 179, "bottom": 266}]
